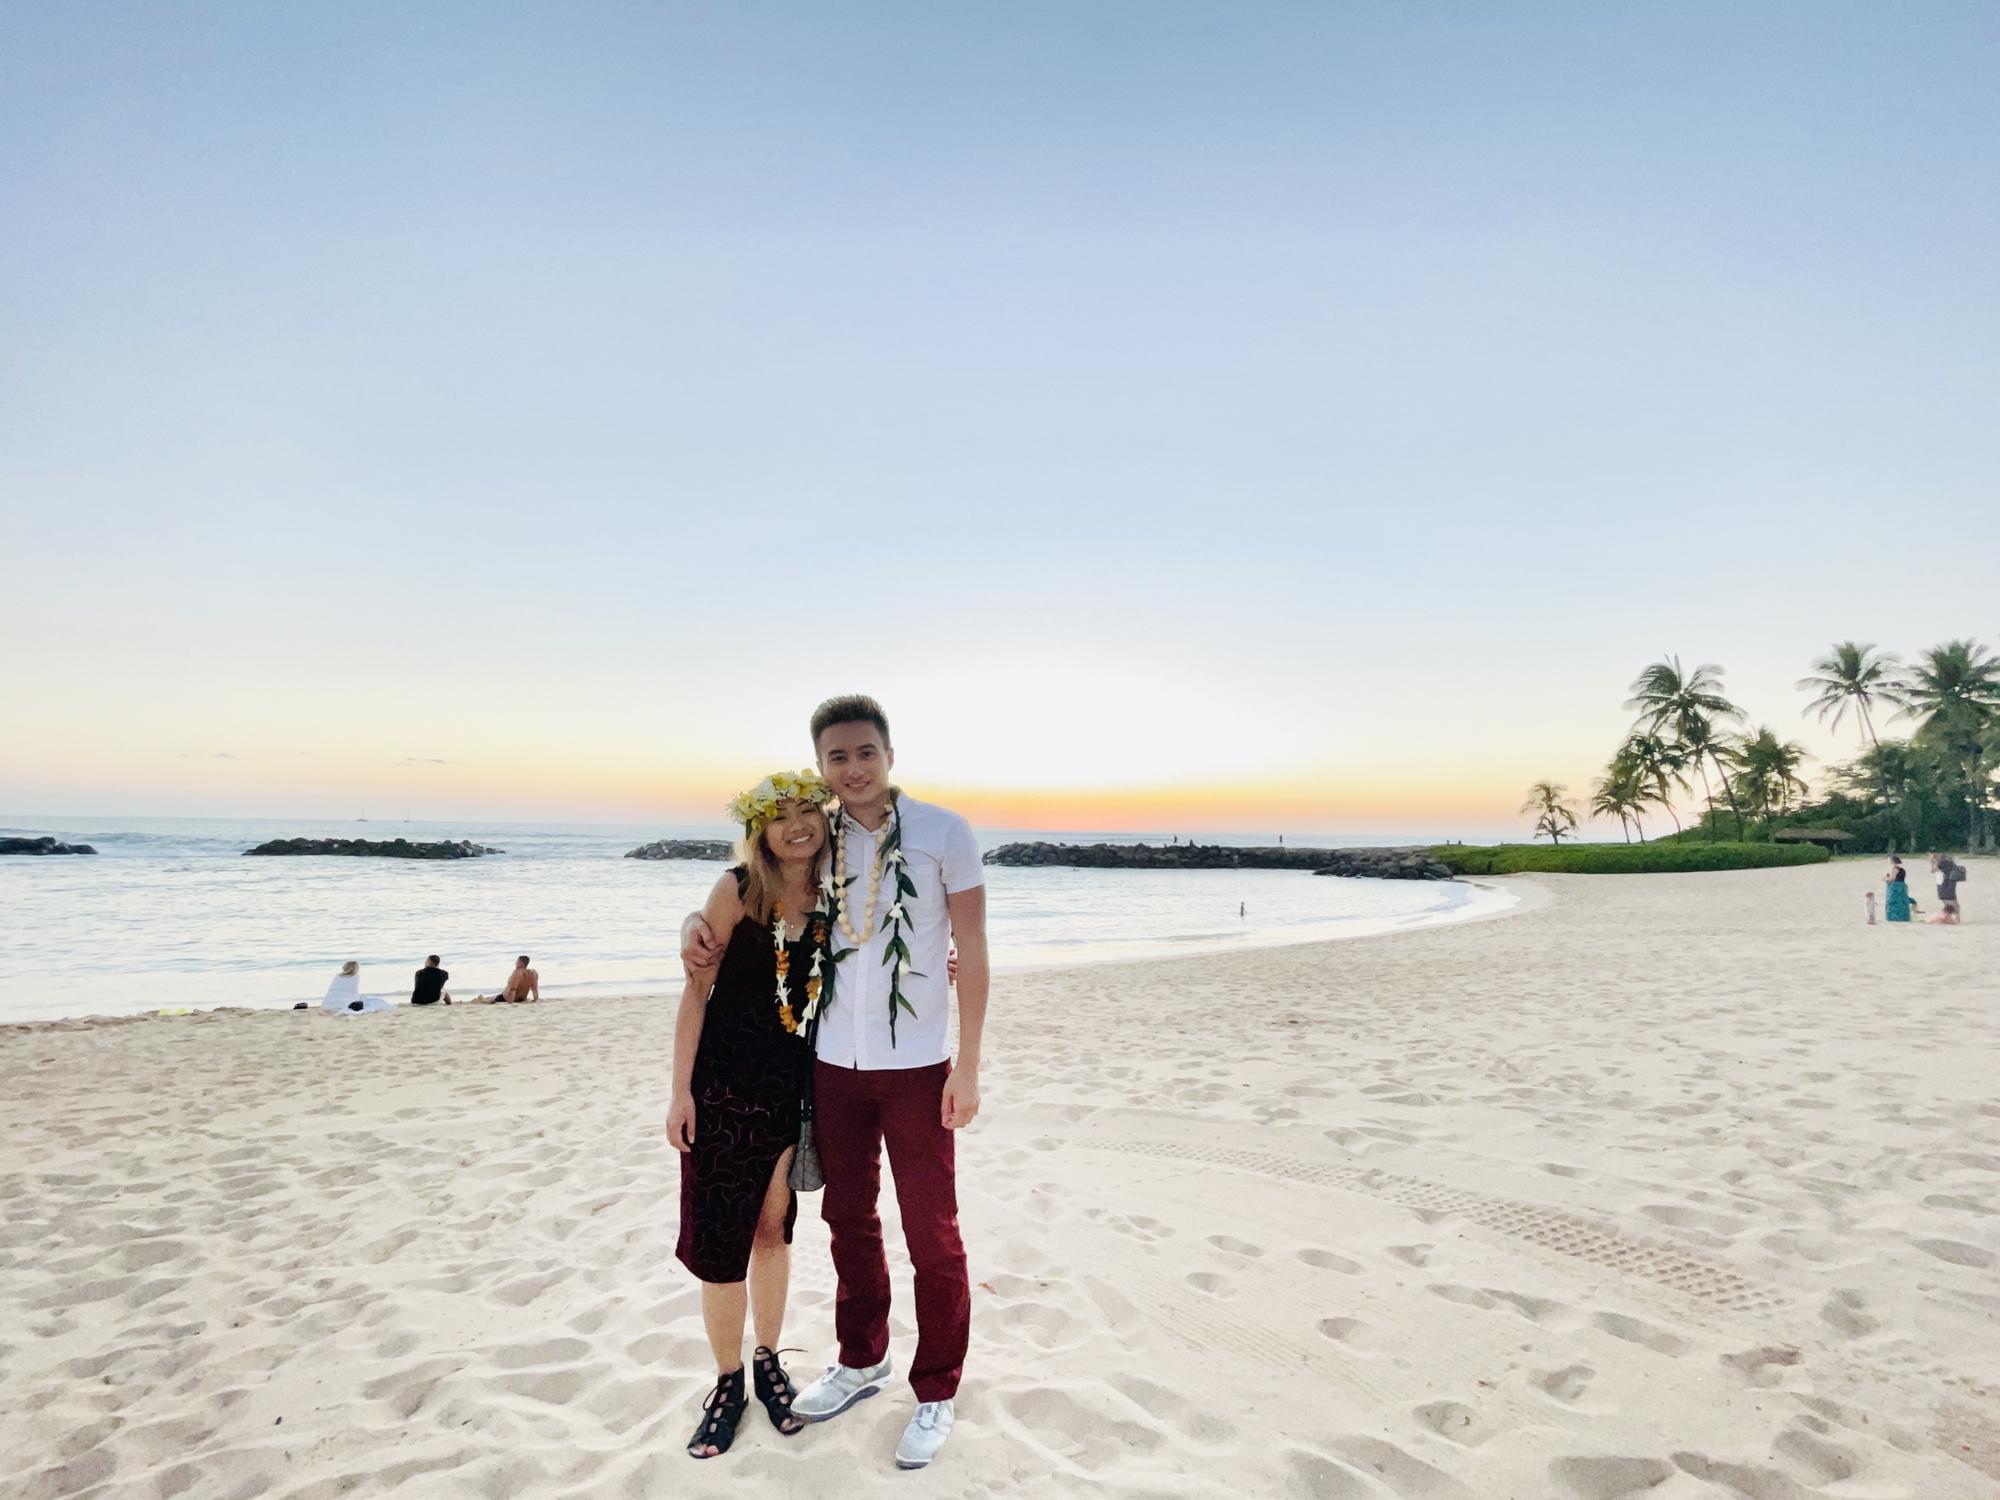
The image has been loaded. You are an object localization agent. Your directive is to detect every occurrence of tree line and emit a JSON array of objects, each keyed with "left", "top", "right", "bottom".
[{"left": 1523, "top": 640, "right": 2000, "bottom": 851}]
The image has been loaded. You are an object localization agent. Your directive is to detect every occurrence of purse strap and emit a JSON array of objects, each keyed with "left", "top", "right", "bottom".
[{"left": 798, "top": 1011, "right": 820, "bottom": 1124}]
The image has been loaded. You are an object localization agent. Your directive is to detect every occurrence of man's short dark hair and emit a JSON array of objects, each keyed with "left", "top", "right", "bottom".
[
  {"left": 426, "top": 954, "right": 440, "bottom": 965},
  {"left": 811, "top": 694, "right": 892, "bottom": 751},
  {"left": 518, "top": 954, "right": 530, "bottom": 964}
]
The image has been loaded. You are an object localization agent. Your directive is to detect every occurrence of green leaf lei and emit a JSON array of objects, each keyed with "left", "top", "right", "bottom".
[{"left": 875, "top": 795, "right": 924, "bottom": 1045}]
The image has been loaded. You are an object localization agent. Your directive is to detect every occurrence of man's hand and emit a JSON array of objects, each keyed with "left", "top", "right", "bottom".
[
  {"left": 665, "top": 1093, "right": 696, "bottom": 1151},
  {"left": 941, "top": 1065, "right": 980, "bottom": 1130},
  {"left": 680, "top": 911, "right": 723, "bottom": 975}
]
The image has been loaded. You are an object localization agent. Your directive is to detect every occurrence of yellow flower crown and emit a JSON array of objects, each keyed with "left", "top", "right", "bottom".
[{"left": 727, "top": 769, "right": 834, "bottom": 832}]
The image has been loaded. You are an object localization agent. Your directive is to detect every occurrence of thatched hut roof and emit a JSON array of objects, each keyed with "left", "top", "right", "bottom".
[{"left": 1771, "top": 828, "right": 1853, "bottom": 845}]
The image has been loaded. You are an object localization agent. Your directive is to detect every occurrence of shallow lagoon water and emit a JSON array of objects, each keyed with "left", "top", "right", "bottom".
[{"left": 0, "top": 817, "right": 1512, "bottom": 1022}]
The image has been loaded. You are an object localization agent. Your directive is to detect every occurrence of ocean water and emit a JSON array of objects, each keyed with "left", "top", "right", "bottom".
[{"left": 0, "top": 816, "right": 1514, "bottom": 1024}]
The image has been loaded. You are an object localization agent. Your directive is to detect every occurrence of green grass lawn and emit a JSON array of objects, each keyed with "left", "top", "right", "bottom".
[{"left": 1431, "top": 842, "right": 1831, "bottom": 875}]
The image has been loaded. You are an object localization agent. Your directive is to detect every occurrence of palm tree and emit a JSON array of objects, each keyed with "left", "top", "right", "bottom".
[
  {"left": 1796, "top": 642, "right": 1903, "bottom": 747},
  {"left": 1521, "top": 781, "right": 1579, "bottom": 845},
  {"left": 1735, "top": 727, "right": 1813, "bottom": 826},
  {"left": 1626, "top": 656, "right": 1747, "bottom": 837},
  {"left": 1618, "top": 732, "right": 1689, "bottom": 834},
  {"left": 1590, "top": 764, "right": 1649, "bottom": 843},
  {"left": 1900, "top": 639, "right": 2000, "bottom": 731},
  {"left": 1900, "top": 640, "right": 2000, "bottom": 846}
]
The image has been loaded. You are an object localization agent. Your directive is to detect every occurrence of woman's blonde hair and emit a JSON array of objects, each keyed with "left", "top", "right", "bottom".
[
  {"left": 737, "top": 803, "right": 830, "bottom": 927},
  {"left": 339, "top": 960, "right": 360, "bottom": 976}
]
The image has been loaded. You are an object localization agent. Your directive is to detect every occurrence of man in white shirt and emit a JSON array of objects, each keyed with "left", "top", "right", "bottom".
[{"left": 681, "top": 695, "right": 989, "bottom": 1469}]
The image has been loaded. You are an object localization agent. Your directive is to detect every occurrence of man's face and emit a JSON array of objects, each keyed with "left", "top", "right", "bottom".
[{"left": 816, "top": 720, "right": 894, "bottom": 808}]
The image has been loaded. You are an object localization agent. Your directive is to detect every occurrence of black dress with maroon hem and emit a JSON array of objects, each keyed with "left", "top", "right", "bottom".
[{"left": 676, "top": 868, "right": 813, "bottom": 1284}]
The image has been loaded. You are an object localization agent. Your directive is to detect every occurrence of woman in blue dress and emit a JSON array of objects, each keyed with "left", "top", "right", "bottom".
[{"left": 1883, "top": 856, "right": 1914, "bottom": 922}]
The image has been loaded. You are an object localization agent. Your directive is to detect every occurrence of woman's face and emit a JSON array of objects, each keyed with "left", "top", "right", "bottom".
[{"left": 761, "top": 801, "right": 828, "bottom": 864}]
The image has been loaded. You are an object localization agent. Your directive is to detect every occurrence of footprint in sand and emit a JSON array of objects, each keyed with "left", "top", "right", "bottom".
[
  {"left": 1315, "top": 1317, "right": 1374, "bottom": 1348},
  {"left": 1913, "top": 1238, "right": 1996, "bottom": 1269},
  {"left": 1639, "top": 1203, "right": 1748, "bottom": 1236},
  {"left": 1205, "top": 1234, "right": 1263, "bottom": 1258},
  {"left": 1590, "top": 1311, "right": 1688, "bottom": 1356},
  {"left": 1773, "top": 1427, "right": 1859, "bottom": 1485},
  {"left": 1720, "top": 1344, "right": 1802, "bottom": 1387},
  {"left": 1298, "top": 1248, "right": 1363, "bottom": 1275},
  {"left": 1534, "top": 1363, "right": 1595, "bottom": 1404},
  {"left": 1548, "top": 1454, "right": 1675, "bottom": 1498},
  {"left": 1185, "top": 1271, "right": 1234, "bottom": 1298},
  {"left": 1413, "top": 1399, "right": 1491, "bottom": 1446},
  {"left": 1108, "top": 1372, "right": 1238, "bottom": 1448},
  {"left": 1388, "top": 1243, "right": 1432, "bottom": 1267},
  {"left": 1332, "top": 1436, "right": 1477, "bottom": 1499},
  {"left": 1283, "top": 1447, "right": 1374, "bottom": 1498},
  {"left": 1820, "top": 1289, "right": 1879, "bottom": 1339}
]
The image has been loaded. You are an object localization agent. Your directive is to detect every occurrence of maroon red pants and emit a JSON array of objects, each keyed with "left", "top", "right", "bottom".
[{"left": 814, "top": 1059, "right": 969, "bottom": 1402}]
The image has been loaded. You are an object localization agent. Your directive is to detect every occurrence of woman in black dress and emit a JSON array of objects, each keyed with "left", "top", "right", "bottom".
[{"left": 667, "top": 770, "right": 831, "bottom": 1458}]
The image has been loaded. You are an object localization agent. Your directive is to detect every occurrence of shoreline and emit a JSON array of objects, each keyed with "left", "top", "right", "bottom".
[{"left": 0, "top": 875, "right": 1534, "bottom": 1031}]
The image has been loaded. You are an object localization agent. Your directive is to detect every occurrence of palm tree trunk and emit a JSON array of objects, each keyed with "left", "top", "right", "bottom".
[
  {"left": 1693, "top": 760, "right": 1717, "bottom": 839},
  {"left": 1712, "top": 751, "right": 1746, "bottom": 838},
  {"left": 1634, "top": 810, "right": 1646, "bottom": 842}
]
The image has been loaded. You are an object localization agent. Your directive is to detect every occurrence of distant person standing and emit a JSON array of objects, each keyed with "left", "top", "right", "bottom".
[
  {"left": 411, "top": 955, "right": 451, "bottom": 1006},
  {"left": 499, "top": 955, "right": 540, "bottom": 1002},
  {"left": 1883, "top": 857, "right": 1913, "bottom": 922},
  {"left": 1930, "top": 852, "right": 1965, "bottom": 922}
]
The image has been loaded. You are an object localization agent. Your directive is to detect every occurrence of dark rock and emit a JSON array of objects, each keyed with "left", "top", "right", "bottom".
[
  {"left": 626, "top": 839, "right": 734, "bottom": 861},
  {"left": 981, "top": 842, "right": 1454, "bottom": 881},
  {"left": 243, "top": 838, "right": 500, "bottom": 859},
  {"left": 0, "top": 836, "right": 97, "bottom": 856}
]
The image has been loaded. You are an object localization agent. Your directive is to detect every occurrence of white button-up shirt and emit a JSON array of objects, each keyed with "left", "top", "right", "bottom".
[{"left": 814, "top": 794, "right": 984, "bottom": 1071}]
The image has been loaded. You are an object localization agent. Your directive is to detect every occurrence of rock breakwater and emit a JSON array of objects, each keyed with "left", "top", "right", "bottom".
[
  {"left": 243, "top": 838, "right": 501, "bottom": 859},
  {"left": 625, "top": 839, "right": 735, "bottom": 861},
  {"left": 0, "top": 836, "right": 97, "bottom": 856},
  {"left": 982, "top": 842, "right": 1454, "bottom": 880}
]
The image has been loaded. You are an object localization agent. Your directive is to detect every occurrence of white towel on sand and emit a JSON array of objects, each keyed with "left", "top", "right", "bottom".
[{"left": 320, "top": 973, "right": 391, "bottom": 1014}]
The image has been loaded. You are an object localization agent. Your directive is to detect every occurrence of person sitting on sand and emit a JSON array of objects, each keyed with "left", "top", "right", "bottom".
[
  {"left": 1883, "top": 857, "right": 1914, "bottom": 922},
  {"left": 321, "top": 961, "right": 390, "bottom": 1013},
  {"left": 410, "top": 955, "right": 451, "bottom": 1006},
  {"left": 666, "top": 769, "right": 829, "bottom": 1459},
  {"left": 497, "top": 956, "right": 539, "bottom": 1003}
]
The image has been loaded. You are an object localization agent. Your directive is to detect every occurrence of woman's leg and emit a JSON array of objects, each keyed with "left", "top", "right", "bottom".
[
  {"left": 700, "top": 1282, "right": 748, "bottom": 1376},
  {"left": 748, "top": 1148, "right": 795, "bottom": 1349}
]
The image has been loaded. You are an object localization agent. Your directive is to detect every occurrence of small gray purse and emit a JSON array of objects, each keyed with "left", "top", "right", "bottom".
[
  {"left": 788, "top": 1012, "right": 825, "bottom": 1193},
  {"left": 789, "top": 1117, "right": 825, "bottom": 1192}
]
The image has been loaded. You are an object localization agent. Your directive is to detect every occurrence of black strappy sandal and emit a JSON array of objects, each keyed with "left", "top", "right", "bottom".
[
  {"left": 752, "top": 1346, "right": 806, "bottom": 1436},
  {"left": 687, "top": 1367, "right": 748, "bottom": 1459}
]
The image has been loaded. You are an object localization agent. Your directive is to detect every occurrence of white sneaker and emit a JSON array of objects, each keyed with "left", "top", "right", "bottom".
[
  {"left": 793, "top": 1357, "right": 891, "bottom": 1421},
  {"left": 894, "top": 1400, "right": 955, "bottom": 1469}
]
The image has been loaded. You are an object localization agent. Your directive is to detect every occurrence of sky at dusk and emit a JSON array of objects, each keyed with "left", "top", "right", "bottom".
[{"left": 4, "top": 3, "right": 1996, "bottom": 837}]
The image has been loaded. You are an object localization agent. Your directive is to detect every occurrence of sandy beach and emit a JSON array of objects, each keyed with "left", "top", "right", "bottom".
[{"left": 4, "top": 860, "right": 1996, "bottom": 1500}]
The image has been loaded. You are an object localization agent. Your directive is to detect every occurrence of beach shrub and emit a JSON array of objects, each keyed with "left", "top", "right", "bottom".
[{"left": 1431, "top": 843, "right": 1830, "bottom": 875}]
